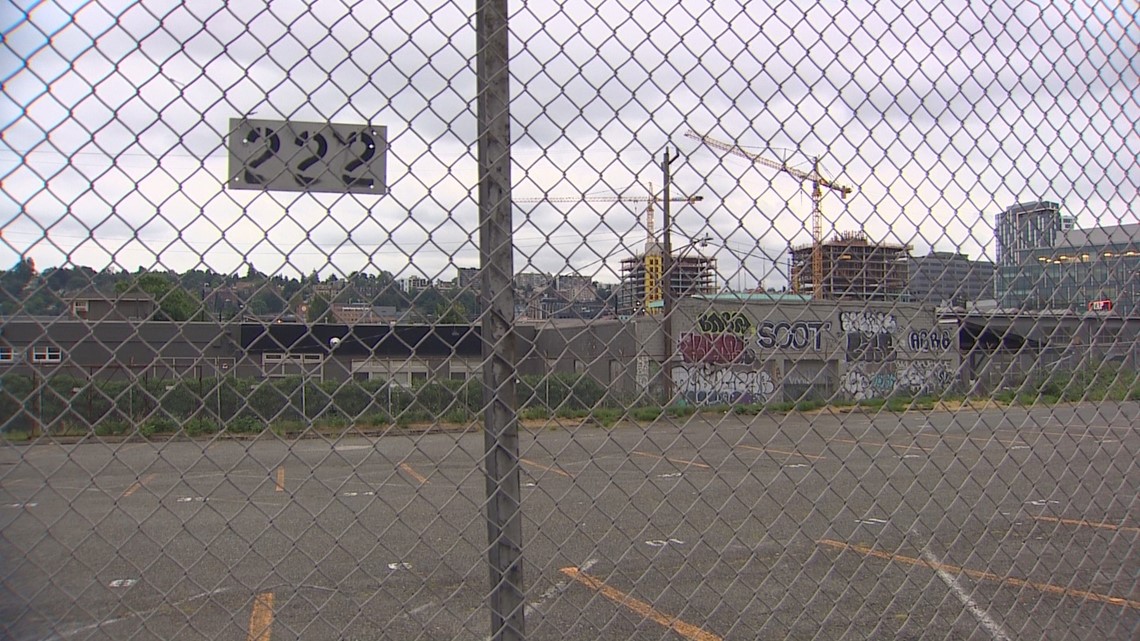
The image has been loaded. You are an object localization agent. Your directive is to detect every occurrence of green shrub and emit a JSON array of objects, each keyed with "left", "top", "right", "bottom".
[
  {"left": 885, "top": 396, "right": 912, "bottom": 412},
  {"left": 628, "top": 406, "right": 662, "bottom": 422},
  {"left": 794, "top": 399, "right": 825, "bottom": 412},
  {"left": 993, "top": 389, "right": 1017, "bottom": 403},
  {"left": 591, "top": 407, "right": 622, "bottom": 428},
  {"left": 140, "top": 417, "right": 176, "bottom": 438},
  {"left": 732, "top": 403, "right": 764, "bottom": 416},
  {"left": 857, "top": 398, "right": 886, "bottom": 409},
  {"left": 519, "top": 406, "right": 550, "bottom": 421},
  {"left": 94, "top": 420, "right": 131, "bottom": 437},
  {"left": 184, "top": 417, "right": 219, "bottom": 436},
  {"left": 226, "top": 415, "right": 263, "bottom": 434},
  {"left": 767, "top": 401, "right": 796, "bottom": 413},
  {"left": 270, "top": 420, "right": 305, "bottom": 437},
  {"left": 360, "top": 412, "right": 392, "bottom": 427},
  {"left": 441, "top": 407, "right": 474, "bottom": 424},
  {"left": 666, "top": 405, "right": 696, "bottom": 418},
  {"left": 554, "top": 407, "right": 589, "bottom": 420},
  {"left": 519, "top": 373, "right": 606, "bottom": 411},
  {"left": 395, "top": 408, "right": 433, "bottom": 427}
]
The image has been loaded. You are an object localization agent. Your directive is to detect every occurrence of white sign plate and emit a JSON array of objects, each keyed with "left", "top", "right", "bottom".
[{"left": 227, "top": 118, "right": 387, "bottom": 195}]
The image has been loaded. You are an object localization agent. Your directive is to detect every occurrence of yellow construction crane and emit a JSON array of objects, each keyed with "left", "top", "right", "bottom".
[
  {"left": 515, "top": 184, "right": 703, "bottom": 311},
  {"left": 685, "top": 130, "right": 852, "bottom": 299}
]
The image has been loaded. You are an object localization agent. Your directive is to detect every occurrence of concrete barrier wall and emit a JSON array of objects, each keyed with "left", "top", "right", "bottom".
[{"left": 671, "top": 299, "right": 959, "bottom": 404}]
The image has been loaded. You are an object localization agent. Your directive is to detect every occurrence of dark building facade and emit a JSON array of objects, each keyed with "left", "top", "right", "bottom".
[
  {"left": 996, "top": 222, "right": 1140, "bottom": 314},
  {"left": 904, "top": 252, "right": 996, "bottom": 306},
  {"left": 994, "top": 201, "right": 1074, "bottom": 266}
]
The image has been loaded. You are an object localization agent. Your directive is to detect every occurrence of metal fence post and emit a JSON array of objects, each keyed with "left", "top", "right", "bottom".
[{"left": 477, "top": 0, "right": 524, "bottom": 639}]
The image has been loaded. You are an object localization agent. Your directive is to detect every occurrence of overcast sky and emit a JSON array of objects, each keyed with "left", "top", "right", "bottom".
[{"left": 1, "top": 0, "right": 1136, "bottom": 288}]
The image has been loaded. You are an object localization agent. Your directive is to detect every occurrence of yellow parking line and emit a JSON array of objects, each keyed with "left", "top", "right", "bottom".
[
  {"left": 275, "top": 467, "right": 285, "bottom": 492},
  {"left": 519, "top": 458, "right": 573, "bottom": 478},
  {"left": 398, "top": 463, "right": 430, "bottom": 484},
  {"left": 818, "top": 539, "right": 1140, "bottom": 610},
  {"left": 632, "top": 451, "right": 710, "bottom": 469},
  {"left": 1030, "top": 515, "right": 1140, "bottom": 534},
  {"left": 560, "top": 567, "right": 722, "bottom": 641},
  {"left": 121, "top": 473, "right": 156, "bottom": 498},
  {"left": 247, "top": 592, "right": 274, "bottom": 641},
  {"left": 738, "top": 444, "right": 826, "bottom": 461}
]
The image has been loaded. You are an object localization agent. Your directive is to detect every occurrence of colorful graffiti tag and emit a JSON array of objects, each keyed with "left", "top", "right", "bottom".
[
  {"left": 842, "top": 360, "right": 954, "bottom": 400},
  {"left": 678, "top": 332, "right": 754, "bottom": 365},
  {"left": 674, "top": 367, "right": 776, "bottom": 405}
]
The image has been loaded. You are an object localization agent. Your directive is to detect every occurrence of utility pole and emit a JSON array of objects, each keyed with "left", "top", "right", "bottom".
[{"left": 661, "top": 147, "right": 676, "bottom": 406}]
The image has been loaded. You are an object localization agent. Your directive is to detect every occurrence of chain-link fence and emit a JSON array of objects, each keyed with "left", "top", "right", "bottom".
[{"left": 2, "top": 1, "right": 1138, "bottom": 639}]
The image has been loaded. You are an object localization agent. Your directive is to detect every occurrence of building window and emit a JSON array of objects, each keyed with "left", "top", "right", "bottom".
[
  {"left": 32, "top": 346, "right": 63, "bottom": 363},
  {"left": 0, "top": 346, "right": 13, "bottom": 363},
  {"left": 72, "top": 300, "right": 89, "bottom": 317}
]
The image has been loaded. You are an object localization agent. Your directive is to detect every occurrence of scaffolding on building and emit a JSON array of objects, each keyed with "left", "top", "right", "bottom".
[
  {"left": 789, "top": 231, "right": 910, "bottom": 301},
  {"left": 618, "top": 250, "right": 717, "bottom": 316}
]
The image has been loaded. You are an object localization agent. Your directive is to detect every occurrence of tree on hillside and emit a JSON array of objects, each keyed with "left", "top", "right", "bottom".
[
  {"left": 306, "top": 294, "right": 331, "bottom": 323},
  {"left": 434, "top": 300, "right": 468, "bottom": 323},
  {"left": 116, "top": 273, "right": 202, "bottom": 321},
  {"left": 0, "top": 258, "right": 36, "bottom": 315}
]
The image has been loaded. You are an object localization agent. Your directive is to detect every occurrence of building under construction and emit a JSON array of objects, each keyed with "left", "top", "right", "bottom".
[
  {"left": 618, "top": 242, "right": 717, "bottom": 316},
  {"left": 790, "top": 231, "right": 910, "bottom": 301}
]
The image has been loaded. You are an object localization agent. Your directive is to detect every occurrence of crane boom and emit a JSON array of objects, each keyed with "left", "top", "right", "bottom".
[
  {"left": 515, "top": 185, "right": 703, "bottom": 251},
  {"left": 685, "top": 130, "right": 852, "bottom": 299}
]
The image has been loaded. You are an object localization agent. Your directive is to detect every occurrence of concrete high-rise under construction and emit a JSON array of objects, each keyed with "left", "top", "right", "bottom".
[
  {"left": 617, "top": 240, "right": 717, "bottom": 316},
  {"left": 789, "top": 231, "right": 910, "bottom": 301}
]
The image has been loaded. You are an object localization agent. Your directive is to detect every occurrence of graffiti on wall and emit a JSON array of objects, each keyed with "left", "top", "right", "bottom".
[
  {"left": 908, "top": 329, "right": 953, "bottom": 353},
  {"left": 696, "top": 311, "right": 753, "bottom": 336},
  {"left": 755, "top": 321, "right": 830, "bottom": 350},
  {"left": 674, "top": 366, "right": 777, "bottom": 405},
  {"left": 840, "top": 367, "right": 897, "bottom": 401},
  {"left": 842, "top": 360, "right": 954, "bottom": 400},
  {"left": 840, "top": 311, "right": 897, "bottom": 363},
  {"left": 839, "top": 311, "right": 897, "bottom": 335},
  {"left": 679, "top": 332, "right": 756, "bottom": 365},
  {"left": 897, "top": 360, "right": 954, "bottom": 394}
]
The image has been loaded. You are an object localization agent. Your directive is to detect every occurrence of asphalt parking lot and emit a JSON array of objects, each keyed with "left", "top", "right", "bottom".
[{"left": 2, "top": 402, "right": 1138, "bottom": 640}]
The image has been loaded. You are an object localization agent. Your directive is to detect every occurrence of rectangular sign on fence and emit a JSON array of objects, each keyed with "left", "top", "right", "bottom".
[{"left": 227, "top": 118, "right": 387, "bottom": 195}]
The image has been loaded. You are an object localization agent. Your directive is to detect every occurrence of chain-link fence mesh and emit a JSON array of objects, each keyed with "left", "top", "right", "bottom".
[{"left": 2, "top": 1, "right": 1138, "bottom": 639}]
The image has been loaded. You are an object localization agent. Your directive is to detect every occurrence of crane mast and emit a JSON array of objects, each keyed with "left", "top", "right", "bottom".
[
  {"left": 515, "top": 184, "right": 704, "bottom": 311},
  {"left": 685, "top": 130, "right": 852, "bottom": 299}
]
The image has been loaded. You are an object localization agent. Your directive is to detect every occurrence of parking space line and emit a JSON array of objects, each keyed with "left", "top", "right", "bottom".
[
  {"left": 916, "top": 433, "right": 1025, "bottom": 447},
  {"left": 519, "top": 458, "right": 574, "bottom": 478},
  {"left": 121, "top": 473, "right": 156, "bottom": 498},
  {"left": 818, "top": 539, "right": 1140, "bottom": 610},
  {"left": 275, "top": 467, "right": 285, "bottom": 492},
  {"left": 1030, "top": 515, "right": 1140, "bottom": 533},
  {"left": 247, "top": 592, "right": 274, "bottom": 641},
  {"left": 631, "top": 451, "right": 710, "bottom": 470},
  {"left": 828, "top": 437, "right": 931, "bottom": 452},
  {"left": 398, "top": 463, "right": 430, "bottom": 484},
  {"left": 737, "top": 444, "right": 826, "bottom": 461},
  {"left": 920, "top": 548, "right": 1013, "bottom": 641},
  {"left": 559, "top": 567, "right": 722, "bottom": 641}
]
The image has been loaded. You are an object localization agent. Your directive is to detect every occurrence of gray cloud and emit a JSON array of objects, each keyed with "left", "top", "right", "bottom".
[{"left": 1, "top": 0, "right": 1135, "bottom": 285}]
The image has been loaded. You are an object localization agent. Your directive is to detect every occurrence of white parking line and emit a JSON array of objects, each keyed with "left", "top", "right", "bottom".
[{"left": 921, "top": 549, "right": 1012, "bottom": 641}]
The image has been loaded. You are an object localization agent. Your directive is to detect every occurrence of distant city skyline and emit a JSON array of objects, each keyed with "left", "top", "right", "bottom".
[{"left": 2, "top": 1, "right": 1136, "bottom": 292}]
